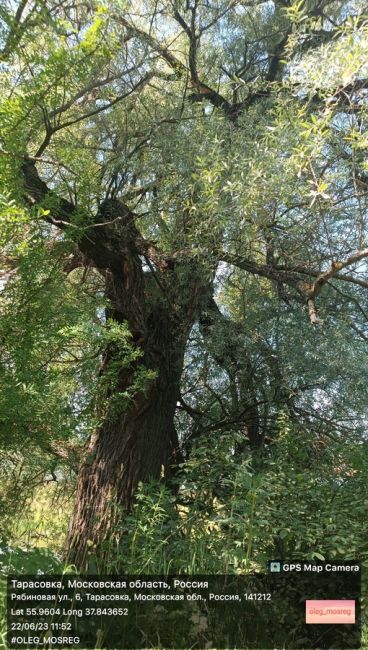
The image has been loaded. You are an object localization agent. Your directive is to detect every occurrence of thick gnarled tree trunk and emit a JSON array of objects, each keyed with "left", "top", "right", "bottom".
[
  {"left": 21, "top": 161, "right": 206, "bottom": 568},
  {"left": 66, "top": 290, "right": 190, "bottom": 569}
]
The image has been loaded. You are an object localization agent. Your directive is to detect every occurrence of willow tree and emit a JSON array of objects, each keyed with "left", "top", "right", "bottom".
[{"left": 1, "top": 0, "right": 368, "bottom": 567}]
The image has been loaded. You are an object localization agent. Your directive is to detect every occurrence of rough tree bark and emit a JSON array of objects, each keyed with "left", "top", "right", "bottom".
[
  {"left": 22, "top": 161, "right": 209, "bottom": 569},
  {"left": 65, "top": 262, "right": 195, "bottom": 568}
]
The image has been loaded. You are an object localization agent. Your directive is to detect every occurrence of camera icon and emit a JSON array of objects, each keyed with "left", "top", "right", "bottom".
[{"left": 270, "top": 561, "right": 281, "bottom": 572}]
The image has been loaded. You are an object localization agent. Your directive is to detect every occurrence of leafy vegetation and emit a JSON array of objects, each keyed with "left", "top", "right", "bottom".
[{"left": 1, "top": 0, "right": 368, "bottom": 647}]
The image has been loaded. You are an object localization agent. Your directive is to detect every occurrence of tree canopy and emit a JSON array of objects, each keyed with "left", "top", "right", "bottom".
[{"left": 0, "top": 0, "right": 367, "bottom": 597}]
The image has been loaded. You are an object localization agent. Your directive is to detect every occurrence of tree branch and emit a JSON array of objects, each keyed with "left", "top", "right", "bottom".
[
  {"left": 0, "top": 0, "right": 37, "bottom": 61},
  {"left": 217, "top": 247, "right": 368, "bottom": 324},
  {"left": 36, "top": 72, "right": 155, "bottom": 157},
  {"left": 114, "top": 13, "right": 232, "bottom": 116}
]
